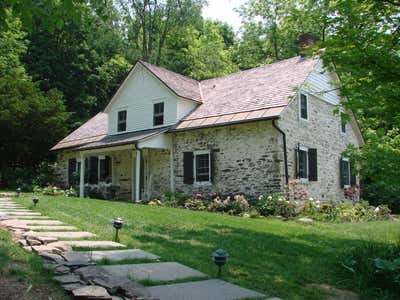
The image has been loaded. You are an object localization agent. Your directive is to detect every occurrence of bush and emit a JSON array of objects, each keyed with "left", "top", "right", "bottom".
[
  {"left": 64, "top": 187, "right": 78, "bottom": 197},
  {"left": 256, "top": 192, "right": 296, "bottom": 217},
  {"left": 184, "top": 199, "right": 207, "bottom": 211},
  {"left": 160, "top": 191, "right": 188, "bottom": 207},
  {"left": 41, "top": 185, "right": 64, "bottom": 196},
  {"left": 341, "top": 238, "right": 400, "bottom": 298}
]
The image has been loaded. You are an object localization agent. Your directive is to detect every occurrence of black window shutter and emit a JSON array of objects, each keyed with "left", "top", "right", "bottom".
[
  {"left": 68, "top": 159, "right": 76, "bottom": 186},
  {"left": 294, "top": 145, "right": 299, "bottom": 178},
  {"left": 339, "top": 157, "right": 344, "bottom": 188},
  {"left": 89, "top": 156, "right": 99, "bottom": 184},
  {"left": 350, "top": 162, "right": 356, "bottom": 186},
  {"left": 308, "top": 148, "right": 318, "bottom": 181},
  {"left": 183, "top": 152, "right": 194, "bottom": 184},
  {"left": 210, "top": 151, "right": 215, "bottom": 183}
]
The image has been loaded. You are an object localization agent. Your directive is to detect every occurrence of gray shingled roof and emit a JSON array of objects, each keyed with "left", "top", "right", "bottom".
[
  {"left": 51, "top": 55, "right": 319, "bottom": 151},
  {"left": 140, "top": 61, "right": 203, "bottom": 103}
]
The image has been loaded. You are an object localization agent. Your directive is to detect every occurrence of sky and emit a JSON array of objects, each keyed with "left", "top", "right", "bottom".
[{"left": 202, "top": 0, "right": 247, "bottom": 33}]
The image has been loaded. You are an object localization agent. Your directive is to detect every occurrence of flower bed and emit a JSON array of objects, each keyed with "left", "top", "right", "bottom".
[{"left": 148, "top": 180, "right": 391, "bottom": 222}]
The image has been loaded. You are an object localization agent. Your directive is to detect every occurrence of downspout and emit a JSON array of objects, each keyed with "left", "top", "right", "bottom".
[{"left": 272, "top": 119, "right": 289, "bottom": 185}]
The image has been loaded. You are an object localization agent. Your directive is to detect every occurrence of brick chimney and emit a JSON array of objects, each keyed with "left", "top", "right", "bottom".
[{"left": 299, "top": 33, "right": 315, "bottom": 55}]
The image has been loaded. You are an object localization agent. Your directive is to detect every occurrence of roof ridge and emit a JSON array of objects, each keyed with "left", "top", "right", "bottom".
[
  {"left": 139, "top": 60, "right": 200, "bottom": 84},
  {"left": 200, "top": 55, "right": 316, "bottom": 83}
]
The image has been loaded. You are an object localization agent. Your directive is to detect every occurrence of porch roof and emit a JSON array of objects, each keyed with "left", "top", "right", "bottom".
[{"left": 76, "top": 126, "right": 171, "bottom": 151}]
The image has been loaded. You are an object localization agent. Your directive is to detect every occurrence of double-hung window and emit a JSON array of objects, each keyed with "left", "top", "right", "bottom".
[
  {"left": 298, "top": 146, "right": 309, "bottom": 180},
  {"left": 153, "top": 102, "right": 164, "bottom": 126},
  {"left": 340, "top": 157, "right": 351, "bottom": 188},
  {"left": 117, "top": 110, "right": 127, "bottom": 132},
  {"left": 194, "top": 150, "right": 211, "bottom": 183},
  {"left": 340, "top": 112, "right": 347, "bottom": 133},
  {"left": 299, "top": 93, "right": 308, "bottom": 120},
  {"left": 296, "top": 145, "right": 318, "bottom": 182}
]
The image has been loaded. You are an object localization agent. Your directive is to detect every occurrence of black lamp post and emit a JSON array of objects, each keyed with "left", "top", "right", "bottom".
[
  {"left": 113, "top": 217, "right": 124, "bottom": 242},
  {"left": 212, "top": 248, "right": 229, "bottom": 277},
  {"left": 32, "top": 196, "right": 39, "bottom": 206},
  {"left": 16, "top": 188, "right": 21, "bottom": 197}
]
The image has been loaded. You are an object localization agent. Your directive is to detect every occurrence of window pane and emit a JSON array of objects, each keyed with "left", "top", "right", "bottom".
[
  {"left": 299, "top": 149, "right": 308, "bottom": 179},
  {"left": 118, "top": 110, "right": 127, "bottom": 132},
  {"left": 341, "top": 112, "right": 346, "bottom": 133},
  {"left": 153, "top": 103, "right": 164, "bottom": 126},
  {"left": 68, "top": 159, "right": 77, "bottom": 186},
  {"left": 300, "top": 94, "right": 308, "bottom": 119},
  {"left": 100, "top": 156, "right": 111, "bottom": 183},
  {"left": 195, "top": 153, "right": 210, "bottom": 182},
  {"left": 343, "top": 160, "right": 350, "bottom": 186}
]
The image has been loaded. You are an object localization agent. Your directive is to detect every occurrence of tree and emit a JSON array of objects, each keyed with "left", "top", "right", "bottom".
[
  {"left": 119, "top": 0, "right": 205, "bottom": 65},
  {"left": 185, "top": 20, "right": 239, "bottom": 80},
  {"left": 0, "top": 15, "right": 69, "bottom": 186}
]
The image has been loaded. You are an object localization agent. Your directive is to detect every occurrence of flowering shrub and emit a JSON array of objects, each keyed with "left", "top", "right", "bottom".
[
  {"left": 148, "top": 200, "right": 162, "bottom": 206},
  {"left": 256, "top": 192, "right": 297, "bottom": 217},
  {"left": 160, "top": 191, "right": 187, "bottom": 207},
  {"left": 42, "top": 185, "right": 64, "bottom": 196},
  {"left": 184, "top": 199, "right": 207, "bottom": 211},
  {"left": 285, "top": 179, "right": 308, "bottom": 201},
  {"left": 64, "top": 187, "right": 78, "bottom": 197}
]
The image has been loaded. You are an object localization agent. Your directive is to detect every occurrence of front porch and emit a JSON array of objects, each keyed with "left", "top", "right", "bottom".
[{"left": 69, "top": 129, "right": 173, "bottom": 202}]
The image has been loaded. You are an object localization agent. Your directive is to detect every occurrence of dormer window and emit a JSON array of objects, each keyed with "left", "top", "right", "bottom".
[
  {"left": 117, "top": 110, "right": 127, "bottom": 132},
  {"left": 300, "top": 93, "right": 308, "bottom": 120},
  {"left": 153, "top": 102, "right": 164, "bottom": 126}
]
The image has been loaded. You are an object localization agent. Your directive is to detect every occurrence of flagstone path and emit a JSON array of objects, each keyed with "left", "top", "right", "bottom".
[{"left": 0, "top": 195, "right": 269, "bottom": 300}]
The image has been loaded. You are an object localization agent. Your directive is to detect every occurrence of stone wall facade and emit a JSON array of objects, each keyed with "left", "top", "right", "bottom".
[
  {"left": 143, "top": 148, "right": 171, "bottom": 200},
  {"left": 171, "top": 121, "right": 282, "bottom": 198},
  {"left": 277, "top": 94, "right": 362, "bottom": 201}
]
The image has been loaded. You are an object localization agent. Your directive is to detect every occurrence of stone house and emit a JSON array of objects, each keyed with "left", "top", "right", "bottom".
[{"left": 51, "top": 54, "right": 364, "bottom": 202}]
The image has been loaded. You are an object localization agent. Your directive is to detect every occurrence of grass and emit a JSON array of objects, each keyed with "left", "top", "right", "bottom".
[
  {"left": 13, "top": 194, "right": 400, "bottom": 300},
  {"left": 0, "top": 229, "right": 70, "bottom": 300}
]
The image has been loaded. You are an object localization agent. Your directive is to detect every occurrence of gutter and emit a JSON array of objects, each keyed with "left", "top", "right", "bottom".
[{"left": 272, "top": 120, "right": 289, "bottom": 185}]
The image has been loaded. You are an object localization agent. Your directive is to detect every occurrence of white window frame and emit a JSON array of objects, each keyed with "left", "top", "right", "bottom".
[
  {"left": 193, "top": 150, "right": 211, "bottom": 185},
  {"left": 342, "top": 157, "right": 351, "bottom": 188},
  {"left": 340, "top": 111, "right": 347, "bottom": 134},
  {"left": 117, "top": 109, "right": 127, "bottom": 133},
  {"left": 153, "top": 101, "right": 165, "bottom": 127},
  {"left": 299, "top": 93, "right": 309, "bottom": 121},
  {"left": 298, "top": 145, "right": 309, "bottom": 183}
]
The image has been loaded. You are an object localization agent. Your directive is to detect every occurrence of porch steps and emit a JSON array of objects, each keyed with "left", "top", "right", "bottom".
[{"left": 68, "top": 249, "right": 160, "bottom": 262}]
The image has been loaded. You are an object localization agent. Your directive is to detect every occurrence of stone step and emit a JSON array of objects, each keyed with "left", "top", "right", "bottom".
[
  {"left": 27, "top": 225, "right": 78, "bottom": 231},
  {"left": 148, "top": 279, "right": 265, "bottom": 300},
  {"left": 68, "top": 249, "right": 160, "bottom": 262},
  {"left": 101, "top": 262, "right": 207, "bottom": 282},
  {"left": 0, "top": 211, "right": 41, "bottom": 216},
  {"left": 51, "top": 240, "right": 126, "bottom": 249},
  {"left": 32, "top": 241, "right": 126, "bottom": 254},
  {"left": 1, "top": 220, "right": 64, "bottom": 228},
  {"left": 24, "top": 231, "right": 96, "bottom": 239},
  {"left": 7, "top": 216, "right": 51, "bottom": 220},
  {"left": 0, "top": 209, "right": 32, "bottom": 212}
]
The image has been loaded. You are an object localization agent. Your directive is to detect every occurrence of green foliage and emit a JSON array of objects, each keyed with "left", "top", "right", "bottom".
[
  {"left": 341, "top": 238, "right": 400, "bottom": 299},
  {"left": 160, "top": 191, "right": 188, "bottom": 207},
  {"left": 186, "top": 20, "right": 239, "bottom": 80}
]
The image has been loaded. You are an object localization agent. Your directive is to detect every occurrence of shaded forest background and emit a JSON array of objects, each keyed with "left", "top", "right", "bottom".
[{"left": 0, "top": 0, "right": 399, "bottom": 210}]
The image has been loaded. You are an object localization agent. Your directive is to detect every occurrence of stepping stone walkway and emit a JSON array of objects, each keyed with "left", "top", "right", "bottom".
[
  {"left": 0, "top": 196, "right": 266, "bottom": 300},
  {"left": 148, "top": 279, "right": 266, "bottom": 300},
  {"left": 102, "top": 262, "right": 207, "bottom": 282}
]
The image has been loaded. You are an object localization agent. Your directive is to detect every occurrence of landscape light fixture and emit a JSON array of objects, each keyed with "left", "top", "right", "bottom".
[
  {"left": 32, "top": 196, "right": 39, "bottom": 206},
  {"left": 113, "top": 217, "right": 124, "bottom": 242},
  {"left": 212, "top": 248, "right": 229, "bottom": 277},
  {"left": 16, "top": 187, "right": 21, "bottom": 197}
]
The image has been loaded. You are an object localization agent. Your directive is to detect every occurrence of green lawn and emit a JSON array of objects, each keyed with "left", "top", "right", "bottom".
[
  {"left": 0, "top": 229, "right": 70, "bottom": 299},
  {"left": 13, "top": 194, "right": 400, "bottom": 300}
]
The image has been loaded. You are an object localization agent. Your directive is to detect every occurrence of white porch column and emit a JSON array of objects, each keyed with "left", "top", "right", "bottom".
[
  {"left": 79, "top": 153, "right": 85, "bottom": 198},
  {"left": 131, "top": 150, "right": 135, "bottom": 202},
  {"left": 135, "top": 149, "right": 141, "bottom": 202},
  {"left": 170, "top": 146, "right": 175, "bottom": 192}
]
